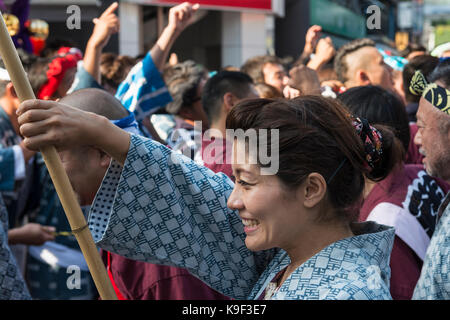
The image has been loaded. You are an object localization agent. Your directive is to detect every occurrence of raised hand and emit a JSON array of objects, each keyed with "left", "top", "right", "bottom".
[
  {"left": 304, "top": 25, "right": 322, "bottom": 54},
  {"left": 167, "top": 2, "right": 200, "bottom": 35},
  {"left": 307, "top": 37, "right": 335, "bottom": 71},
  {"left": 89, "top": 2, "right": 120, "bottom": 50}
]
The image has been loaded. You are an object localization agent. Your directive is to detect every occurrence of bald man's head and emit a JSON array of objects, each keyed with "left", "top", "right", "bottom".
[
  {"left": 58, "top": 88, "right": 129, "bottom": 206},
  {"left": 59, "top": 88, "right": 128, "bottom": 120}
]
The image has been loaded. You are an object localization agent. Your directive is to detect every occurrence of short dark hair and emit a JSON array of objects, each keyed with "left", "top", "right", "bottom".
[
  {"left": 429, "top": 58, "right": 450, "bottom": 89},
  {"left": 400, "top": 43, "right": 427, "bottom": 58},
  {"left": 337, "top": 85, "right": 409, "bottom": 159},
  {"left": 202, "top": 71, "right": 254, "bottom": 124},
  {"left": 241, "top": 55, "right": 282, "bottom": 84},
  {"left": 402, "top": 55, "right": 440, "bottom": 103},
  {"left": 334, "top": 38, "right": 375, "bottom": 83},
  {"left": 163, "top": 60, "right": 206, "bottom": 115},
  {"left": 226, "top": 95, "right": 401, "bottom": 222}
]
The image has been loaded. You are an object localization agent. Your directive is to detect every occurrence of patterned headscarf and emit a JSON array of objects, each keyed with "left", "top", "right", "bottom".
[{"left": 409, "top": 70, "right": 450, "bottom": 115}]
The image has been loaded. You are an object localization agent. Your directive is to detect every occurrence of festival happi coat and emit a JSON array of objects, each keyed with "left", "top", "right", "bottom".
[
  {"left": 86, "top": 135, "right": 395, "bottom": 300},
  {"left": 409, "top": 70, "right": 450, "bottom": 300},
  {"left": 0, "top": 195, "right": 31, "bottom": 300}
]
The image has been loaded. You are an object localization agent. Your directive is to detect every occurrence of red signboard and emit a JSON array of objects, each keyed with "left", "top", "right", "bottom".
[{"left": 139, "top": 0, "right": 273, "bottom": 12}]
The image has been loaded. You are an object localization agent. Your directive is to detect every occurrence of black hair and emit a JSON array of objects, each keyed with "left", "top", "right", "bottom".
[
  {"left": 202, "top": 71, "right": 254, "bottom": 124},
  {"left": 337, "top": 85, "right": 409, "bottom": 160},
  {"left": 429, "top": 58, "right": 450, "bottom": 89}
]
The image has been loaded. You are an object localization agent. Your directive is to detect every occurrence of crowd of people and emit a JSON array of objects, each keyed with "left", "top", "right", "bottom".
[{"left": 1, "top": 1, "right": 450, "bottom": 300}]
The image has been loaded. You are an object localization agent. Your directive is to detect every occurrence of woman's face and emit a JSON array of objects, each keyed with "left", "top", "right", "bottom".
[{"left": 227, "top": 140, "right": 309, "bottom": 252}]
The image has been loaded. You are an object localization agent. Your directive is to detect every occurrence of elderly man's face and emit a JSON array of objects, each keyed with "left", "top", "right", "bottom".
[{"left": 414, "top": 95, "right": 450, "bottom": 181}]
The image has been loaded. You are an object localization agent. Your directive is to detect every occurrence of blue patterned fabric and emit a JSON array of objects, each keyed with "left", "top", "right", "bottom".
[
  {"left": 0, "top": 194, "right": 31, "bottom": 299},
  {"left": 0, "top": 147, "right": 16, "bottom": 192},
  {"left": 88, "top": 134, "right": 395, "bottom": 300},
  {"left": 0, "top": 107, "right": 23, "bottom": 222},
  {"left": 26, "top": 156, "right": 96, "bottom": 300},
  {"left": 115, "top": 53, "right": 172, "bottom": 122},
  {"left": 413, "top": 192, "right": 450, "bottom": 300}
]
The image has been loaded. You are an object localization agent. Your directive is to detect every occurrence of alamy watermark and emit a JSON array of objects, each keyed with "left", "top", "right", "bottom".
[
  {"left": 366, "top": 5, "right": 381, "bottom": 30},
  {"left": 66, "top": 5, "right": 81, "bottom": 30},
  {"left": 66, "top": 265, "right": 81, "bottom": 289},
  {"left": 169, "top": 121, "right": 280, "bottom": 175}
]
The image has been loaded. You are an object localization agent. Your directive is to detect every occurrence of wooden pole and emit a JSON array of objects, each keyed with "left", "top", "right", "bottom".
[{"left": 0, "top": 13, "right": 117, "bottom": 300}]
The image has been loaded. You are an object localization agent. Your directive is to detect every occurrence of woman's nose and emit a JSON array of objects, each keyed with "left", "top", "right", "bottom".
[{"left": 227, "top": 186, "right": 244, "bottom": 210}]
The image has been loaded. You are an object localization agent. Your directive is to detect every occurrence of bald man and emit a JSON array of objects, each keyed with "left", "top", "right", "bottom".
[
  {"left": 57, "top": 88, "right": 228, "bottom": 300},
  {"left": 334, "top": 38, "right": 394, "bottom": 92}
]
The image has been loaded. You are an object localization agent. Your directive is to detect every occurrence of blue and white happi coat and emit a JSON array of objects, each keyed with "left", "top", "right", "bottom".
[
  {"left": 115, "top": 53, "right": 172, "bottom": 122},
  {"left": 0, "top": 195, "right": 31, "bottom": 300},
  {"left": 413, "top": 192, "right": 450, "bottom": 300},
  {"left": 88, "top": 134, "right": 395, "bottom": 300}
]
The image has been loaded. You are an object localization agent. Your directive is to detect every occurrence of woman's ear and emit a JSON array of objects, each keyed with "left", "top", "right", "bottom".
[{"left": 302, "top": 172, "right": 327, "bottom": 208}]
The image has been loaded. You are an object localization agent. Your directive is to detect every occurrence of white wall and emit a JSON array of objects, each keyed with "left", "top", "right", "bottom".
[
  {"left": 119, "top": 3, "right": 143, "bottom": 57},
  {"left": 221, "top": 11, "right": 274, "bottom": 68}
]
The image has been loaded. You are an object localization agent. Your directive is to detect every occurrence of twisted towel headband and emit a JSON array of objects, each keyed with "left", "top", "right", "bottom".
[{"left": 409, "top": 70, "right": 450, "bottom": 115}]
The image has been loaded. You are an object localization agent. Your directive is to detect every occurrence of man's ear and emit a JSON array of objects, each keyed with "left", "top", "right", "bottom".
[
  {"left": 6, "top": 83, "right": 18, "bottom": 98},
  {"left": 223, "top": 92, "right": 236, "bottom": 113},
  {"left": 96, "top": 148, "right": 111, "bottom": 168},
  {"left": 355, "top": 70, "right": 371, "bottom": 86},
  {"left": 301, "top": 172, "right": 327, "bottom": 209}
]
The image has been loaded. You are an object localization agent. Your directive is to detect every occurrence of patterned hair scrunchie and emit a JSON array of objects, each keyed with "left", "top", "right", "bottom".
[
  {"left": 351, "top": 116, "right": 383, "bottom": 172},
  {"left": 327, "top": 116, "right": 384, "bottom": 185},
  {"left": 37, "top": 47, "right": 82, "bottom": 100},
  {"left": 409, "top": 70, "right": 450, "bottom": 115}
]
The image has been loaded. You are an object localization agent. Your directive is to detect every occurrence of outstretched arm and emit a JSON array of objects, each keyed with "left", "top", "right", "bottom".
[
  {"left": 17, "top": 99, "right": 130, "bottom": 165},
  {"left": 150, "top": 2, "right": 200, "bottom": 72},
  {"left": 83, "top": 2, "right": 120, "bottom": 83},
  {"left": 16, "top": 98, "right": 275, "bottom": 299}
]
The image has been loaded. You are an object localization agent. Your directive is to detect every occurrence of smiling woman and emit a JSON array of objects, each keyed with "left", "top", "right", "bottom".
[{"left": 17, "top": 95, "right": 399, "bottom": 300}]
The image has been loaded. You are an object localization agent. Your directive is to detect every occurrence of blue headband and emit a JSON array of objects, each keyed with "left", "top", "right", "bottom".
[{"left": 110, "top": 110, "right": 140, "bottom": 135}]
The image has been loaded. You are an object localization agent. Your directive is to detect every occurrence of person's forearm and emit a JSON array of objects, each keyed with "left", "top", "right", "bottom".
[
  {"left": 150, "top": 24, "right": 179, "bottom": 72},
  {"left": 307, "top": 57, "right": 326, "bottom": 71},
  {"left": 83, "top": 41, "right": 103, "bottom": 83},
  {"left": 8, "top": 228, "right": 22, "bottom": 245},
  {"left": 90, "top": 114, "right": 131, "bottom": 166}
]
